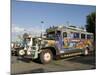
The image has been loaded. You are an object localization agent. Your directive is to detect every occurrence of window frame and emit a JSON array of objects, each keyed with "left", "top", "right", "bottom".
[
  {"left": 81, "top": 33, "right": 86, "bottom": 39},
  {"left": 73, "top": 32, "right": 80, "bottom": 39},
  {"left": 63, "top": 32, "right": 67, "bottom": 38},
  {"left": 87, "top": 34, "right": 93, "bottom": 39}
]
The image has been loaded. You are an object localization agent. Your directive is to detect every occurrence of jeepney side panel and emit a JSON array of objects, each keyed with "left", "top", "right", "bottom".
[
  {"left": 46, "top": 27, "right": 94, "bottom": 57},
  {"left": 62, "top": 31, "right": 93, "bottom": 50},
  {"left": 62, "top": 31, "right": 82, "bottom": 49}
]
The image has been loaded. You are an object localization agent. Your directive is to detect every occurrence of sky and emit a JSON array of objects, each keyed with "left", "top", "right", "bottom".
[{"left": 11, "top": 0, "right": 96, "bottom": 41}]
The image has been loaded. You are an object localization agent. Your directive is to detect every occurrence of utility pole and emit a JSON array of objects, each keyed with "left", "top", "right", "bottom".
[{"left": 41, "top": 21, "right": 44, "bottom": 38}]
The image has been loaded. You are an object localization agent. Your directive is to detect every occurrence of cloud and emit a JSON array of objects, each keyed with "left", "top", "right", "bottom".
[
  {"left": 12, "top": 24, "right": 45, "bottom": 41},
  {"left": 12, "top": 24, "right": 42, "bottom": 34},
  {"left": 12, "top": 26, "right": 25, "bottom": 33}
]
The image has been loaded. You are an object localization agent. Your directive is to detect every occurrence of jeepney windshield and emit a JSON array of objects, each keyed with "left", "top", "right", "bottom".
[{"left": 47, "top": 32, "right": 55, "bottom": 40}]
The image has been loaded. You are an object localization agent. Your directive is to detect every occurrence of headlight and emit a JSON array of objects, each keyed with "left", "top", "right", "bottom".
[
  {"left": 27, "top": 50, "right": 31, "bottom": 55},
  {"left": 19, "top": 50, "right": 25, "bottom": 56}
]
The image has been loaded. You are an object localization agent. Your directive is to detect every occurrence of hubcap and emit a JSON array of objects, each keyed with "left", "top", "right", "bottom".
[
  {"left": 85, "top": 49, "right": 88, "bottom": 55},
  {"left": 44, "top": 52, "right": 51, "bottom": 61}
]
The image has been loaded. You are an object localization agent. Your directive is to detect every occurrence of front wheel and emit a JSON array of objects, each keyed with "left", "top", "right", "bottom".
[{"left": 39, "top": 49, "right": 53, "bottom": 64}]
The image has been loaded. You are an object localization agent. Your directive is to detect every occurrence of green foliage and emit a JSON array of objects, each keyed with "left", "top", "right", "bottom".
[
  {"left": 86, "top": 12, "right": 96, "bottom": 33},
  {"left": 85, "top": 12, "right": 96, "bottom": 40}
]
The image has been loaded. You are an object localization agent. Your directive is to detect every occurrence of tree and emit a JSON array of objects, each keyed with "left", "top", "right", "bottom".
[{"left": 85, "top": 12, "right": 96, "bottom": 40}]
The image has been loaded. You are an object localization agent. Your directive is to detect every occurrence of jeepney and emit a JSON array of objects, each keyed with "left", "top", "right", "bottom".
[{"left": 16, "top": 26, "right": 94, "bottom": 64}]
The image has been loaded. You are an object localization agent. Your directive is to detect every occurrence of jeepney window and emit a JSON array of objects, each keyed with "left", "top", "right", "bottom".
[
  {"left": 81, "top": 34, "right": 85, "bottom": 39},
  {"left": 73, "top": 33, "right": 79, "bottom": 38},
  {"left": 47, "top": 32, "right": 55, "bottom": 40},
  {"left": 87, "top": 35, "right": 93, "bottom": 39},
  {"left": 68, "top": 32, "right": 73, "bottom": 38},
  {"left": 63, "top": 32, "right": 67, "bottom": 38}
]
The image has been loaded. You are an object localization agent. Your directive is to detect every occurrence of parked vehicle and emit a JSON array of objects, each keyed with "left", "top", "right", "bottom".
[
  {"left": 11, "top": 41, "right": 23, "bottom": 56},
  {"left": 16, "top": 26, "right": 94, "bottom": 64}
]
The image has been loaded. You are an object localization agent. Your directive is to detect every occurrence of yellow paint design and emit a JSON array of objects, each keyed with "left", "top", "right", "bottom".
[{"left": 47, "top": 40, "right": 56, "bottom": 46}]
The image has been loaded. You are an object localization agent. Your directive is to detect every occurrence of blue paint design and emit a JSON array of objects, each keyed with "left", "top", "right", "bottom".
[{"left": 55, "top": 34, "right": 63, "bottom": 50}]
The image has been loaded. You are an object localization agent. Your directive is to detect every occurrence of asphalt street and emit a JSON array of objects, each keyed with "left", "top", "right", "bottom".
[{"left": 11, "top": 54, "right": 96, "bottom": 75}]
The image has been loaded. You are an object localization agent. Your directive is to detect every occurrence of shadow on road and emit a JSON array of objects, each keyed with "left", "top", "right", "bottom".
[
  {"left": 17, "top": 57, "right": 32, "bottom": 63},
  {"left": 17, "top": 57, "right": 41, "bottom": 64},
  {"left": 66, "top": 55, "right": 96, "bottom": 66}
]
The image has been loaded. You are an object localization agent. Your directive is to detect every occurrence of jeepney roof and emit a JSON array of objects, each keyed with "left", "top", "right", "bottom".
[{"left": 46, "top": 26, "right": 93, "bottom": 35}]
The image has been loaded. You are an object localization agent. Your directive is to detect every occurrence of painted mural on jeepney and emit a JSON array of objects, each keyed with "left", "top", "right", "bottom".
[
  {"left": 46, "top": 26, "right": 94, "bottom": 52},
  {"left": 62, "top": 38, "right": 93, "bottom": 49},
  {"left": 62, "top": 33, "right": 93, "bottom": 49}
]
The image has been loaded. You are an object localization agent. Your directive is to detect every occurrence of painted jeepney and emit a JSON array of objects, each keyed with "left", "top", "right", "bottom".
[{"left": 17, "top": 26, "right": 94, "bottom": 64}]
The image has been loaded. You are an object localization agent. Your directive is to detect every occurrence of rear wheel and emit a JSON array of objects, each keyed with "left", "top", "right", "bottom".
[
  {"left": 84, "top": 48, "right": 89, "bottom": 55},
  {"left": 39, "top": 49, "right": 53, "bottom": 64}
]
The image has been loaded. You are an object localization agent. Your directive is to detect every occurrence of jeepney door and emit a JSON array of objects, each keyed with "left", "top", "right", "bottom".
[
  {"left": 62, "top": 32, "right": 68, "bottom": 48},
  {"left": 55, "top": 31, "right": 63, "bottom": 50},
  {"left": 55, "top": 31, "right": 69, "bottom": 50}
]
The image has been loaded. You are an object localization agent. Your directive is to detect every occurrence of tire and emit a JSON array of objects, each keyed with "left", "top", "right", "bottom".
[{"left": 39, "top": 49, "right": 53, "bottom": 64}]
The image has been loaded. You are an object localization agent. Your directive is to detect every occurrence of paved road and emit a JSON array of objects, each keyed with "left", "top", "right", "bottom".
[{"left": 11, "top": 54, "right": 96, "bottom": 75}]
